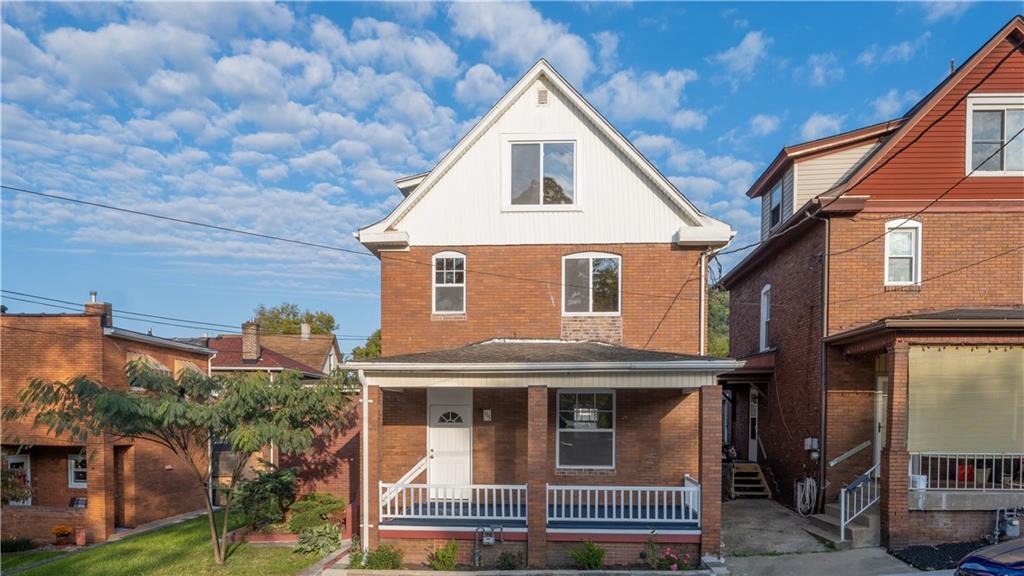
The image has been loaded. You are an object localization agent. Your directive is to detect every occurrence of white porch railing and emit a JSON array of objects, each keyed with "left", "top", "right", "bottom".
[
  {"left": 378, "top": 482, "right": 527, "bottom": 522},
  {"left": 546, "top": 484, "right": 700, "bottom": 524},
  {"left": 909, "top": 453, "right": 1024, "bottom": 491},
  {"left": 839, "top": 464, "right": 880, "bottom": 543}
]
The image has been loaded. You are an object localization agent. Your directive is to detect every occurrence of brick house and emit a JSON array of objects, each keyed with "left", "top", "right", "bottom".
[
  {"left": 1, "top": 296, "right": 215, "bottom": 543},
  {"left": 346, "top": 60, "right": 741, "bottom": 568},
  {"left": 719, "top": 17, "right": 1024, "bottom": 549}
]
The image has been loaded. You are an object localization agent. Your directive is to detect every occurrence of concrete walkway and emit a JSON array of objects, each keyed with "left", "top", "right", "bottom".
[{"left": 721, "top": 499, "right": 918, "bottom": 575}]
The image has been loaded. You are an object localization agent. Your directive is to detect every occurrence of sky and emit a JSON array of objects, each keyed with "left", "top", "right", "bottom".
[{"left": 1, "top": 1, "right": 1020, "bottom": 351}]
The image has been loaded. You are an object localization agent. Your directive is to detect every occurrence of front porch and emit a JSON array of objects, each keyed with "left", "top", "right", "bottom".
[{"left": 349, "top": 339, "right": 741, "bottom": 566}]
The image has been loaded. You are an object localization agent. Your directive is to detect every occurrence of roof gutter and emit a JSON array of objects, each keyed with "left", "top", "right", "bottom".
[
  {"left": 344, "top": 359, "right": 744, "bottom": 373},
  {"left": 103, "top": 327, "right": 215, "bottom": 355},
  {"left": 823, "top": 318, "right": 1024, "bottom": 345}
]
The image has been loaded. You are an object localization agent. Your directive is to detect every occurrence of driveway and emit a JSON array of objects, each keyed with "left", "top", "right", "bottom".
[{"left": 721, "top": 499, "right": 919, "bottom": 576}]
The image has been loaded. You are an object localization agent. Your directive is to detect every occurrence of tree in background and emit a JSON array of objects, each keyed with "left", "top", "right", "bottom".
[
  {"left": 253, "top": 303, "right": 337, "bottom": 334},
  {"left": 350, "top": 329, "right": 381, "bottom": 360},
  {"left": 3, "top": 363, "right": 350, "bottom": 565},
  {"left": 0, "top": 460, "right": 33, "bottom": 506},
  {"left": 707, "top": 288, "right": 730, "bottom": 358}
]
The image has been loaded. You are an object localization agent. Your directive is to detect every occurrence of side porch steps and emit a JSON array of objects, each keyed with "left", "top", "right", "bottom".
[
  {"left": 803, "top": 502, "right": 880, "bottom": 550},
  {"left": 732, "top": 462, "right": 771, "bottom": 499}
]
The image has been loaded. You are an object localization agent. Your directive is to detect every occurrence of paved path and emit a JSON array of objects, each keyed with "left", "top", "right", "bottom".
[{"left": 726, "top": 548, "right": 918, "bottom": 576}]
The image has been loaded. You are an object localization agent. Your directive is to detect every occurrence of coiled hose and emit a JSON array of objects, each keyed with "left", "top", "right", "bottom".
[{"left": 795, "top": 476, "right": 818, "bottom": 517}]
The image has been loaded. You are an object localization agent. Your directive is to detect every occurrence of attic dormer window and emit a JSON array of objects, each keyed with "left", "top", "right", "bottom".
[
  {"left": 510, "top": 142, "right": 575, "bottom": 206},
  {"left": 768, "top": 181, "right": 782, "bottom": 228}
]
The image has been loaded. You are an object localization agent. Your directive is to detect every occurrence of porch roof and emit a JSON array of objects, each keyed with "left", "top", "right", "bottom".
[
  {"left": 824, "top": 308, "right": 1024, "bottom": 347},
  {"left": 345, "top": 339, "right": 742, "bottom": 373}
]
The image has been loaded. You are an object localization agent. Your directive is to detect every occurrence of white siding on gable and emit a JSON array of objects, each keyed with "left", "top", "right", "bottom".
[
  {"left": 793, "top": 141, "right": 879, "bottom": 208},
  {"left": 396, "top": 79, "right": 695, "bottom": 246},
  {"left": 760, "top": 192, "right": 771, "bottom": 240}
]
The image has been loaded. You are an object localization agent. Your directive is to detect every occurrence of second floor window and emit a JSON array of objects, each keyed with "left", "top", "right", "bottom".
[
  {"left": 968, "top": 95, "right": 1023, "bottom": 175},
  {"left": 768, "top": 181, "right": 782, "bottom": 229},
  {"left": 433, "top": 252, "right": 466, "bottom": 314},
  {"left": 511, "top": 142, "right": 575, "bottom": 206},
  {"left": 759, "top": 284, "right": 771, "bottom": 351},
  {"left": 885, "top": 220, "right": 921, "bottom": 286},
  {"left": 563, "top": 253, "right": 620, "bottom": 315}
]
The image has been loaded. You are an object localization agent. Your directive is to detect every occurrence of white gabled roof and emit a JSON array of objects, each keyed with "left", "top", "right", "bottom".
[{"left": 358, "top": 59, "right": 733, "bottom": 251}]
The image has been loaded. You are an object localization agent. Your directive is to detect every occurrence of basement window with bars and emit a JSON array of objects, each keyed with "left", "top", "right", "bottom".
[
  {"left": 433, "top": 252, "right": 466, "bottom": 314},
  {"left": 967, "top": 95, "right": 1024, "bottom": 175},
  {"left": 68, "top": 454, "right": 87, "bottom": 489},
  {"left": 557, "top": 390, "right": 615, "bottom": 469}
]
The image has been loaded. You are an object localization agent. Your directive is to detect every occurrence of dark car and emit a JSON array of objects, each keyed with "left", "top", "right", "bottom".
[{"left": 956, "top": 539, "right": 1024, "bottom": 576}]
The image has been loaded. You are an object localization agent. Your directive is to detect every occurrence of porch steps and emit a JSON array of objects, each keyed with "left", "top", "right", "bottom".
[
  {"left": 803, "top": 502, "right": 880, "bottom": 550},
  {"left": 732, "top": 462, "right": 771, "bottom": 498}
]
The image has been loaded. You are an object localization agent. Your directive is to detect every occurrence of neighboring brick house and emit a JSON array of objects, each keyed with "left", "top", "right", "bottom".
[
  {"left": 0, "top": 296, "right": 215, "bottom": 543},
  {"left": 719, "top": 17, "right": 1024, "bottom": 549},
  {"left": 346, "top": 59, "right": 741, "bottom": 568},
  {"left": 185, "top": 322, "right": 360, "bottom": 531}
]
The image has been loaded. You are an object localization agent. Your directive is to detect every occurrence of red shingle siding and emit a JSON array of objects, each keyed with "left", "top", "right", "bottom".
[{"left": 380, "top": 244, "right": 705, "bottom": 356}]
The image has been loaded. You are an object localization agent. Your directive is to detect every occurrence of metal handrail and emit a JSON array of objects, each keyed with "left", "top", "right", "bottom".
[
  {"left": 829, "top": 440, "right": 872, "bottom": 468},
  {"left": 839, "top": 463, "right": 879, "bottom": 543}
]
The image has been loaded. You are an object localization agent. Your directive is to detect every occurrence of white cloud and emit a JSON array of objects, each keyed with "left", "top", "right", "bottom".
[
  {"left": 213, "top": 54, "right": 286, "bottom": 102},
  {"left": 803, "top": 53, "right": 844, "bottom": 87},
  {"left": 749, "top": 114, "right": 781, "bottom": 136},
  {"left": 289, "top": 150, "right": 341, "bottom": 175},
  {"left": 592, "top": 31, "right": 619, "bottom": 74},
  {"left": 800, "top": 113, "right": 846, "bottom": 140},
  {"left": 131, "top": 2, "right": 296, "bottom": 37},
  {"left": 631, "top": 133, "right": 677, "bottom": 158},
  {"left": 869, "top": 89, "right": 920, "bottom": 120},
  {"left": 233, "top": 132, "right": 301, "bottom": 153},
  {"left": 454, "top": 64, "right": 507, "bottom": 106},
  {"left": 257, "top": 164, "right": 289, "bottom": 181},
  {"left": 590, "top": 68, "right": 701, "bottom": 128},
  {"left": 669, "top": 176, "right": 722, "bottom": 199},
  {"left": 921, "top": 1, "right": 971, "bottom": 22},
  {"left": 448, "top": 2, "right": 593, "bottom": 84},
  {"left": 312, "top": 17, "right": 459, "bottom": 80},
  {"left": 858, "top": 32, "right": 930, "bottom": 66},
  {"left": 709, "top": 31, "right": 771, "bottom": 90}
]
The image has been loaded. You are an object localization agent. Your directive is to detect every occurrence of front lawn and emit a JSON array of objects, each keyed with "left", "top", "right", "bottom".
[
  {"left": 1, "top": 549, "right": 67, "bottom": 572},
  {"left": 17, "top": 513, "right": 324, "bottom": 576}
]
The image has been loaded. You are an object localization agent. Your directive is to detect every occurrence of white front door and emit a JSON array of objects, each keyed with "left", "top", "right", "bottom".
[
  {"left": 5, "top": 454, "right": 31, "bottom": 505},
  {"left": 748, "top": 390, "right": 759, "bottom": 462},
  {"left": 874, "top": 376, "right": 889, "bottom": 475},
  {"left": 427, "top": 389, "right": 472, "bottom": 494}
]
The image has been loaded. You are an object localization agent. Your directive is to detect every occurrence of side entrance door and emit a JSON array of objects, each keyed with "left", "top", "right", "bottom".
[
  {"left": 5, "top": 454, "right": 31, "bottom": 505},
  {"left": 748, "top": 390, "right": 759, "bottom": 461},
  {"left": 874, "top": 376, "right": 889, "bottom": 476},
  {"left": 427, "top": 389, "right": 472, "bottom": 497}
]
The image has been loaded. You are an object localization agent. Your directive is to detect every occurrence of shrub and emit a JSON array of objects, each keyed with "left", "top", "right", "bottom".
[
  {"left": 427, "top": 540, "right": 459, "bottom": 571},
  {"left": 1, "top": 537, "right": 33, "bottom": 553},
  {"left": 287, "top": 492, "right": 345, "bottom": 533},
  {"left": 363, "top": 544, "right": 404, "bottom": 570},
  {"left": 347, "top": 538, "right": 365, "bottom": 568},
  {"left": 570, "top": 540, "right": 605, "bottom": 570},
  {"left": 643, "top": 531, "right": 693, "bottom": 571},
  {"left": 293, "top": 524, "right": 340, "bottom": 556},
  {"left": 232, "top": 465, "right": 297, "bottom": 530},
  {"left": 495, "top": 551, "right": 523, "bottom": 570}
]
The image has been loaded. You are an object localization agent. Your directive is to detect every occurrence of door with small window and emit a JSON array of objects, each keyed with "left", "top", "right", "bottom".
[{"left": 427, "top": 389, "right": 472, "bottom": 497}]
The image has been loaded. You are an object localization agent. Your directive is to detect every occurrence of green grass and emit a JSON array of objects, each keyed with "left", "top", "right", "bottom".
[
  {"left": 17, "top": 514, "right": 322, "bottom": 576},
  {"left": 1, "top": 549, "right": 67, "bottom": 571}
]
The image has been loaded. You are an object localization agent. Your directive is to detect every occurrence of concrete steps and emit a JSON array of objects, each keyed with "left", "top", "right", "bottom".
[
  {"left": 803, "top": 502, "right": 880, "bottom": 550},
  {"left": 732, "top": 462, "right": 771, "bottom": 499}
]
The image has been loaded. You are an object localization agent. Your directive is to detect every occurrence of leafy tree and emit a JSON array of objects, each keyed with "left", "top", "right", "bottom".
[
  {"left": 350, "top": 329, "right": 381, "bottom": 360},
  {"left": 0, "top": 462, "right": 32, "bottom": 506},
  {"left": 3, "top": 362, "right": 350, "bottom": 564},
  {"left": 253, "top": 303, "right": 337, "bottom": 334},
  {"left": 707, "top": 288, "right": 730, "bottom": 358}
]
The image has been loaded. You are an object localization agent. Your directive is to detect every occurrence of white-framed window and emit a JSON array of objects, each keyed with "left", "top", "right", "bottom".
[
  {"left": 759, "top": 284, "right": 772, "bottom": 351},
  {"left": 966, "top": 94, "right": 1024, "bottom": 176},
  {"left": 68, "top": 454, "right": 87, "bottom": 489},
  {"left": 562, "top": 252, "right": 621, "bottom": 316},
  {"left": 502, "top": 136, "right": 577, "bottom": 209},
  {"left": 433, "top": 251, "right": 466, "bottom": 314},
  {"left": 556, "top": 390, "right": 615, "bottom": 469},
  {"left": 884, "top": 219, "right": 922, "bottom": 286},
  {"left": 768, "top": 181, "right": 782, "bottom": 229}
]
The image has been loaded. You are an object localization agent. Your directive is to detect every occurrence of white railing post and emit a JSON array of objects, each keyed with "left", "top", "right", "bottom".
[{"left": 908, "top": 452, "right": 1024, "bottom": 492}]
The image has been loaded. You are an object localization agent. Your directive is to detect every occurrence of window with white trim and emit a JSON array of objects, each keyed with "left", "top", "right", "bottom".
[
  {"left": 884, "top": 219, "right": 922, "bottom": 286},
  {"left": 557, "top": 390, "right": 614, "bottom": 468},
  {"left": 68, "top": 454, "right": 87, "bottom": 489},
  {"left": 759, "top": 284, "right": 772, "bottom": 351},
  {"left": 768, "top": 181, "right": 782, "bottom": 228},
  {"left": 433, "top": 252, "right": 465, "bottom": 314},
  {"left": 967, "top": 95, "right": 1024, "bottom": 176},
  {"left": 510, "top": 141, "right": 575, "bottom": 205},
  {"left": 563, "top": 253, "right": 620, "bottom": 315}
]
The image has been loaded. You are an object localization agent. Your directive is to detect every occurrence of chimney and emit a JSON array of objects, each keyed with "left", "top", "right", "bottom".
[
  {"left": 84, "top": 291, "right": 113, "bottom": 327},
  {"left": 949, "top": 58, "right": 956, "bottom": 75},
  {"left": 242, "top": 321, "right": 261, "bottom": 361},
  {"left": 300, "top": 322, "right": 311, "bottom": 341}
]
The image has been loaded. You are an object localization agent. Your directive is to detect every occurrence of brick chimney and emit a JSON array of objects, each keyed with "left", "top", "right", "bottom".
[
  {"left": 242, "top": 321, "right": 261, "bottom": 361},
  {"left": 300, "top": 322, "right": 311, "bottom": 341},
  {"left": 84, "top": 291, "right": 113, "bottom": 327}
]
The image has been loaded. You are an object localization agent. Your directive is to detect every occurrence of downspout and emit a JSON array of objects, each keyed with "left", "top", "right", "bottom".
[
  {"left": 699, "top": 251, "right": 707, "bottom": 356},
  {"left": 358, "top": 369, "right": 370, "bottom": 550},
  {"left": 818, "top": 217, "right": 830, "bottom": 510}
]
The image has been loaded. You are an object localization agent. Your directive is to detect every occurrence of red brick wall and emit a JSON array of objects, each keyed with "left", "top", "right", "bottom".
[
  {"left": 380, "top": 244, "right": 705, "bottom": 356},
  {"left": 381, "top": 537, "right": 527, "bottom": 567},
  {"left": 546, "top": 541, "right": 699, "bottom": 568},
  {"left": 899, "top": 510, "right": 995, "bottom": 545},
  {"left": 472, "top": 389, "right": 528, "bottom": 484},
  {"left": 828, "top": 212, "right": 1024, "bottom": 334},
  {"left": 280, "top": 401, "right": 361, "bottom": 511},
  {"left": 1, "top": 505, "right": 88, "bottom": 544}
]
